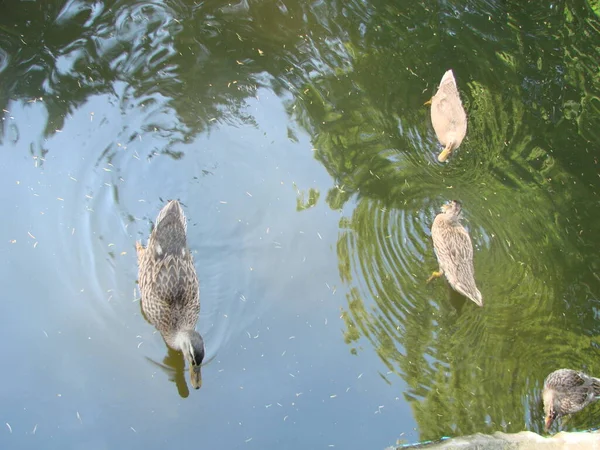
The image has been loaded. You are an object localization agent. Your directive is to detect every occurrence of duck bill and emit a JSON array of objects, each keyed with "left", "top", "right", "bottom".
[
  {"left": 544, "top": 415, "right": 554, "bottom": 432},
  {"left": 438, "top": 146, "right": 452, "bottom": 162},
  {"left": 190, "top": 365, "right": 202, "bottom": 389}
]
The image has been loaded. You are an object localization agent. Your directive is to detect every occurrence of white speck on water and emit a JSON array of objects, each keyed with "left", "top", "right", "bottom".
[
  {"left": 283, "top": 415, "right": 288, "bottom": 421},
  {"left": 265, "top": 404, "right": 272, "bottom": 408},
  {"left": 130, "top": 427, "right": 137, "bottom": 433},
  {"left": 246, "top": 331, "right": 251, "bottom": 339},
  {"left": 317, "top": 232, "right": 322, "bottom": 240},
  {"left": 246, "top": 192, "right": 252, "bottom": 197},
  {"left": 324, "top": 318, "right": 328, "bottom": 325},
  {"left": 42, "top": 330, "right": 48, "bottom": 338},
  {"left": 77, "top": 411, "right": 82, "bottom": 423},
  {"left": 240, "top": 294, "right": 246, "bottom": 302},
  {"left": 330, "top": 394, "right": 337, "bottom": 399},
  {"left": 346, "top": 387, "right": 350, "bottom": 392},
  {"left": 32, "top": 424, "right": 37, "bottom": 434},
  {"left": 277, "top": 403, "right": 282, "bottom": 407},
  {"left": 137, "top": 342, "right": 143, "bottom": 349},
  {"left": 6, "top": 423, "right": 12, "bottom": 433},
  {"left": 245, "top": 438, "right": 253, "bottom": 443},
  {"left": 289, "top": 336, "right": 295, "bottom": 340},
  {"left": 281, "top": 351, "right": 286, "bottom": 356},
  {"left": 289, "top": 373, "right": 295, "bottom": 378},
  {"left": 358, "top": 373, "right": 363, "bottom": 379},
  {"left": 219, "top": 200, "right": 227, "bottom": 204}
]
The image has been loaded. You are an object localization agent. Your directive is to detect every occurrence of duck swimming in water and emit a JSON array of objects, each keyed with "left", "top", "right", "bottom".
[
  {"left": 428, "top": 70, "right": 467, "bottom": 162},
  {"left": 428, "top": 200, "right": 482, "bottom": 306},
  {"left": 543, "top": 368, "right": 600, "bottom": 431},
  {"left": 136, "top": 200, "right": 204, "bottom": 389}
]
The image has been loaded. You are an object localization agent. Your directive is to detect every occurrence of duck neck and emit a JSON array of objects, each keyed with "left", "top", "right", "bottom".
[{"left": 164, "top": 330, "right": 191, "bottom": 351}]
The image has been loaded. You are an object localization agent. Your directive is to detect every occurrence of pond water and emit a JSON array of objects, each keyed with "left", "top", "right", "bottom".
[{"left": 1, "top": 0, "right": 600, "bottom": 448}]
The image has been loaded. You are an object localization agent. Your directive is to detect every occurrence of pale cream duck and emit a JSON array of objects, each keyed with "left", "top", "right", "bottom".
[{"left": 428, "top": 69, "right": 467, "bottom": 162}]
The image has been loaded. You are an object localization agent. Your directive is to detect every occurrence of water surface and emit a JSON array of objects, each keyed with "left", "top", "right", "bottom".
[{"left": 1, "top": 0, "right": 600, "bottom": 448}]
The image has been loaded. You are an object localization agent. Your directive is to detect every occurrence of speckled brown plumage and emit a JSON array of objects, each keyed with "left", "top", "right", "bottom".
[
  {"left": 430, "top": 70, "right": 467, "bottom": 162},
  {"left": 543, "top": 368, "right": 600, "bottom": 431},
  {"left": 136, "top": 200, "right": 204, "bottom": 388},
  {"left": 430, "top": 200, "right": 482, "bottom": 306}
]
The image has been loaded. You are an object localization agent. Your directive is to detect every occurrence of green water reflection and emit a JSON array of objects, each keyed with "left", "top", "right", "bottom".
[{"left": 1, "top": 0, "right": 600, "bottom": 447}]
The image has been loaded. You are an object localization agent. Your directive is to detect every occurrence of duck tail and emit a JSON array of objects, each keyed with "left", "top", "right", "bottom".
[
  {"left": 151, "top": 200, "right": 188, "bottom": 256},
  {"left": 455, "top": 281, "right": 483, "bottom": 307},
  {"left": 156, "top": 200, "right": 186, "bottom": 228},
  {"left": 471, "top": 288, "right": 483, "bottom": 307},
  {"left": 440, "top": 69, "right": 456, "bottom": 87}
]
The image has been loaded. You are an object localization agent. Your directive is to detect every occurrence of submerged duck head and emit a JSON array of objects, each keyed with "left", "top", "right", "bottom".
[
  {"left": 175, "top": 330, "right": 205, "bottom": 389},
  {"left": 542, "top": 388, "right": 561, "bottom": 431}
]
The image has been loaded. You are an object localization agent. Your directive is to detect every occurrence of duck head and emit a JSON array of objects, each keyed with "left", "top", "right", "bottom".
[{"left": 176, "top": 330, "right": 205, "bottom": 389}]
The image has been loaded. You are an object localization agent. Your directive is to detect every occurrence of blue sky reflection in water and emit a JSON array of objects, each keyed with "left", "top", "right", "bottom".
[{"left": 1, "top": 0, "right": 600, "bottom": 448}]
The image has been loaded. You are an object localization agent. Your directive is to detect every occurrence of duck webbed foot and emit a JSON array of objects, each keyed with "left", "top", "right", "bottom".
[{"left": 426, "top": 270, "right": 444, "bottom": 284}]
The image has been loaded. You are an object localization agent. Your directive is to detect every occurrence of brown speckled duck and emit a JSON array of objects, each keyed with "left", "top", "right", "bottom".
[
  {"left": 136, "top": 200, "right": 204, "bottom": 389},
  {"left": 428, "top": 200, "right": 482, "bottom": 306},
  {"left": 543, "top": 368, "right": 600, "bottom": 431}
]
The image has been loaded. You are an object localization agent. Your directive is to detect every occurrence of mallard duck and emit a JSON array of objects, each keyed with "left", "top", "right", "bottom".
[
  {"left": 543, "top": 369, "right": 600, "bottom": 431},
  {"left": 136, "top": 200, "right": 204, "bottom": 389},
  {"left": 428, "top": 200, "right": 482, "bottom": 306},
  {"left": 429, "top": 69, "right": 467, "bottom": 162}
]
